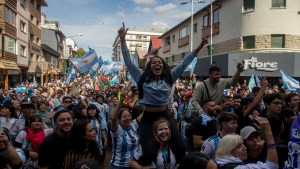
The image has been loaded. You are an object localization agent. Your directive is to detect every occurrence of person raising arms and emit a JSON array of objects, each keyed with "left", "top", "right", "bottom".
[{"left": 118, "top": 22, "right": 208, "bottom": 166}]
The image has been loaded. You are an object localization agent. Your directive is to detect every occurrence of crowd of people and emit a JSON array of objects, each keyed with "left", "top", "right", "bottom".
[{"left": 0, "top": 23, "right": 300, "bottom": 169}]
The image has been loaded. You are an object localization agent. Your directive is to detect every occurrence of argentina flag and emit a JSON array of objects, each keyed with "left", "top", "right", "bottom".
[
  {"left": 104, "top": 61, "right": 124, "bottom": 75},
  {"left": 66, "top": 65, "right": 76, "bottom": 83},
  {"left": 70, "top": 48, "right": 98, "bottom": 73},
  {"left": 184, "top": 57, "right": 197, "bottom": 72},
  {"left": 280, "top": 70, "right": 300, "bottom": 91},
  {"left": 109, "top": 74, "right": 119, "bottom": 86},
  {"left": 89, "top": 56, "right": 103, "bottom": 78}
]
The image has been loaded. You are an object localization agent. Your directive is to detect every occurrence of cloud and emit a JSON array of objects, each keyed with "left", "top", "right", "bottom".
[
  {"left": 135, "top": 7, "right": 151, "bottom": 13},
  {"left": 171, "top": 11, "right": 191, "bottom": 20},
  {"left": 132, "top": 0, "right": 156, "bottom": 5},
  {"left": 154, "top": 3, "right": 177, "bottom": 14},
  {"left": 117, "top": 12, "right": 125, "bottom": 17},
  {"left": 152, "top": 21, "right": 169, "bottom": 31}
]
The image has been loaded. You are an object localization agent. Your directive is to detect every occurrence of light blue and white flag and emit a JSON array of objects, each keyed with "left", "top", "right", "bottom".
[
  {"left": 66, "top": 66, "right": 76, "bottom": 83},
  {"left": 280, "top": 70, "right": 300, "bottom": 91},
  {"left": 109, "top": 74, "right": 119, "bottom": 86},
  {"left": 104, "top": 61, "right": 124, "bottom": 75},
  {"left": 254, "top": 72, "right": 261, "bottom": 87},
  {"left": 184, "top": 57, "right": 197, "bottom": 72},
  {"left": 248, "top": 74, "right": 256, "bottom": 92},
  {"left": 89, "top": 56, "right": 103, "bottom": 78},
  {"left": 14, "top": 87, "right": 26, "bottom": 93},
  {"left": 32, "top": 76, "right": 37, "bottom": 87},
  {"left": 70, "top": 48, "right": 98, "bottom": 73}
]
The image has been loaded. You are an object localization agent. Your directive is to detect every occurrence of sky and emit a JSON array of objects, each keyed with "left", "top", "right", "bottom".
[{"left": 42, "top": 0, "right": 210, "bottom": 61}]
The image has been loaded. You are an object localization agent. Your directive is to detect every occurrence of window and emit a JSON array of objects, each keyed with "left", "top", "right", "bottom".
[
  {"left": 143, "top": 36, "right": 147, "bottom": 39},
  {"left": 271, "top": 34, "right": 285, "bottom": 48},
  {"left": 213, "top": 9, "right": 219, "bottom": 24},
  {"left": 4, "top": 36, "right": 16, "bottom": 54},
  {"left": 0, "top": 6, "right": 2, "bottom": 19},
  {"left": 20, "top": 45, "right": 26, "bottom": 57},
  {"left": 182, "top": 52, "right": 185, "bottom": 59},
  {"left": 244, "top": 0, "right": 255, "bottom": 11},
  {"left": 166, "top": 57, "right": 169, "bottom": 63},
  {"left": 272, "top": 0, "right": 286, "bottom": 7},
  {"left": 30, "top": 34, "right": 35, "bottom": 43},
  {"left": 194, "top": 23, "right": 198, "bottom": 32},
  {"left": 30, "top": 15, "right": 34, "bottom": 23},
  {"left": 136, "top": 35, "right": 142, "bottom": 40},
  {"left": 179, "top": 26, "right": 189, "bottom": 39},
  {"left": 20, "top": 20, "right": 26, "bottom": 33},
  {"left": 243, "top": 36, "right": 255, "bottom": 49},
  {"left": 36, "top": 20, "right": 40, "bottom": 27},
  {"left": 172, "top": 35, "right": 175, "bottom": 43},
  {"left": 164, "top": 36, "right": 170, "bottom": 45},
  {"left": 172, "top": 55, "right": 175, "bottom": 62},
  {"left": 5, "top": 7, "right": 15, "bottom": 26},
  {"left": 203, "top": 14, "right": 209, "bottom": 27}
]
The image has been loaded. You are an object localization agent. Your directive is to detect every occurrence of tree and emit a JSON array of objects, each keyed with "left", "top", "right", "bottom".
[{"left": 74, "top": 48, "right": 86, "bottom": 58}]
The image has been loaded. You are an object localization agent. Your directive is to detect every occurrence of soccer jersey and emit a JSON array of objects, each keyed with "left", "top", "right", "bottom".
[
  {"left": 201, "top": 133, "right": 221, "bottom": 161},
  {"left": 110, "top": 119, "right": 139, "bottom": 167},
  {"left": 90, "top": 118, "right": 106, "bottom": 150}
]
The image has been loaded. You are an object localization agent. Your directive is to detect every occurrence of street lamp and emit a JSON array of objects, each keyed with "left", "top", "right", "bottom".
[
  {"left": 181, "top": 0, "right": 205, "bottom": 52},
  {"left": 67, "top": 33, "right": 83, "bottom": 38},
  {"left": 210, "top": 0, "right": 213, "bottom": 65}
]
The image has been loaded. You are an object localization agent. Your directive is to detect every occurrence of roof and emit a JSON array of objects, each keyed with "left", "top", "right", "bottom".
[
  {"left": 137, "top": 51, "right": 147, "bottom": 59},
  {"left": 150, "top": 36, "right": 161, "bottom": 49}
]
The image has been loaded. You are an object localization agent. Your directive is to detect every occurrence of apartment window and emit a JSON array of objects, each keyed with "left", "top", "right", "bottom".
[
  {"left": 244, "top": 0, "right": 255, "bottom": 11},
  {"left": 203, "top": 14, "right": 209, "bottom": 27},
  {"left": 36, "top": 20, "right": 40, "bottom": 27},
  {"left": 0, "top": 6, "right": 2, "bottom": 19},
  {"left": 30, "top": 34, "right": 35, "bottom": 43},
  {"left": 20, "top": 20, "right": 26, "bottom": 33},
  {"left": 194, "top": 23, "right": 198, "bottom": 32},
  {"left": 5, "top": 7, "right": 15, "bottom": 26},
  {"left": 20, "top": 45, "right": 26, "bottom": 57},
  {"left": 136, "top": 35, "right": 142, "bottom": 40},
  {"left": 243, "top": 36, "right": 255, "bottom": 49},
  {"left": 143, "top": 36, "right": 147, "bottom": 39},
  {"left": 30, "top": 15, "right": 34, "bottom": 23},
  {"left": 172, "top": 35, "right": 175, "bottom": 43},
  {"left": 172, "top": 55, "right": 175, "bottom": 62},
  {"left": 4, "top": 36, "right": 16, "bottom": 54},
  {"left": 165, "top": 36, "right": 171, "bottom": 45},
  {"left": 271, "top": 34, "right": 285, "bottom": 48},
  {"left": 179, "top": 26, "right": 189, "bottom": 39},
  {"left": 272, "top": 0, "right": 286, "bottom": 7},
  {"left": 213, "top": 9, "right": 219, "bottom": 24}
]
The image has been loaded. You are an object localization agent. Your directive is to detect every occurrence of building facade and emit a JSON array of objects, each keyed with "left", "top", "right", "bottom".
[
  {"left": 112, "top": 30, "right": 163, "bottom": 61},
  {"left": 159, "top": 0, "right": 300, "bottom": 77}
]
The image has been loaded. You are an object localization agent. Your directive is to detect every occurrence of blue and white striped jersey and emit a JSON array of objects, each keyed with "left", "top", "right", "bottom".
[
  {"left": 110, "top": 119, "right": 139, "bottom": 168},
  {"left": 285, "top": 115, "right": 300, "bottom": 169},
  {"left": 201, "top": 133, "right": 221, "bottom": 161}
]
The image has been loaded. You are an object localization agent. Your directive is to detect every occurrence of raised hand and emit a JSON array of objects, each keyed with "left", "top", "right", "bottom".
[
  {"left": 118, "top": 22, "right": 128, "bottom": 42},
  {"left": 237, "top": 62, "right": 244, "bottom": 72},
  {"left": 200, "top": 37, "right": 208, "bottom": 47},
  {"left": 260, "top": 77, "right": 268, "bottom": 88}
]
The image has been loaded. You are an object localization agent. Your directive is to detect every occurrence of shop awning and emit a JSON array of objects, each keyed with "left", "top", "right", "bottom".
[
  {"left": 0, "top": 59, "right": 20, "bottom": 70},
  {"left": 28, "top": 63, "right": 42, "bottom": 73}
]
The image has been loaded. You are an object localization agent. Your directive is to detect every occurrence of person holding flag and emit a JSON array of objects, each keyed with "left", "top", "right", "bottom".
[{"left": 118, "top": 22, "right": 208, "bottom": 166}]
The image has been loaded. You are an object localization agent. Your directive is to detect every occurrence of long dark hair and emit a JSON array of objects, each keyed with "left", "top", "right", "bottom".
[
  {"left": 144, "top": 56, "right": 173, "bottom": 86},
  {"left": 68, "top": 119, "right": 99, "bottom": 155}
]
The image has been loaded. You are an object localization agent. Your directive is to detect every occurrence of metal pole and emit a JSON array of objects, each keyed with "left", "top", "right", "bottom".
[
  {"left": 191, "top": 0, "right": 194, "bottom": 52},
  {"left": 210, "top": 0, "right": 213, "bottom": 65}
]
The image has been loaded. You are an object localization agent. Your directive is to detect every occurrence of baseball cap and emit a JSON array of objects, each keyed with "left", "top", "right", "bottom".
[{"left": 240, "top": 126, "right": 260, "bottom": 140}]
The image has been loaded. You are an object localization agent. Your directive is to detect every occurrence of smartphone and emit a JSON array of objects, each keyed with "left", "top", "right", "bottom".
[{"left": 0, "top": 126, "right": 4, "bottom": 135}]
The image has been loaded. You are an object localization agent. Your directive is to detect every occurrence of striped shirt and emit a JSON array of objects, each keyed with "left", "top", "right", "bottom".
[
  {"left": 90, "top": 118, "right": 105, "bottom": 150},
  {"left": 201, "top": 133, "right": 221, "bottom": 161},
  {"left": 110, "top": 120, "right": 139, "bottom": 167}
]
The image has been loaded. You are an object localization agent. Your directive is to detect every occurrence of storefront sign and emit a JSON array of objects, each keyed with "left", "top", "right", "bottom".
[{"left": 243, "top": 57, "right": 278, "bottom": 71}]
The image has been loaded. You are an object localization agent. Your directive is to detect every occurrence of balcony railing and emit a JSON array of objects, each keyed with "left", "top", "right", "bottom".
[
  {"left": 202, "top": 22, "right": 220, "bottom": 38},
  {"left": 178, "top": 36, "right": 189, "bottom": 48},
  {"left": 163, "top": 44, "right": 171, "bottom": 53}
]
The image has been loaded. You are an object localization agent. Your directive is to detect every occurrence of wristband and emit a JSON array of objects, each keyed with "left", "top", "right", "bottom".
[{"left": 267, "top": 144, "right": 276, "bottom": 149}]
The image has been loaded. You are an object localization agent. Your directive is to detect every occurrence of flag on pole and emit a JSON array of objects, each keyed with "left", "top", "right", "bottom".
[
  {"left": 248, "top": 74, "right": 256, "bottom": 92},
  {"left": 104, "top": 61, "right": 124, "bottom": 75},
  {"left": 184, "top": 57, "right": 197, "bottom": 72},
  {"left": 33, "top": 76, "right": 37, "bottom": 87},
  {"left": 70, "top": 48, "right": 98, "bottom": 73},
  {"left": 66, "top": 66, "right": 76, "bottom": 83},
  {"left": 280, "top": 70, "right": 300, "bottom": 91},
  {"left": 254, "top": 72, "right": 261, "bottom": 87},
  {"left": 109, "top": 74, "right": 119, "bottom": 86},
  {"left": 89, "top": 56, "right": 103, "bottom": 78}
]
